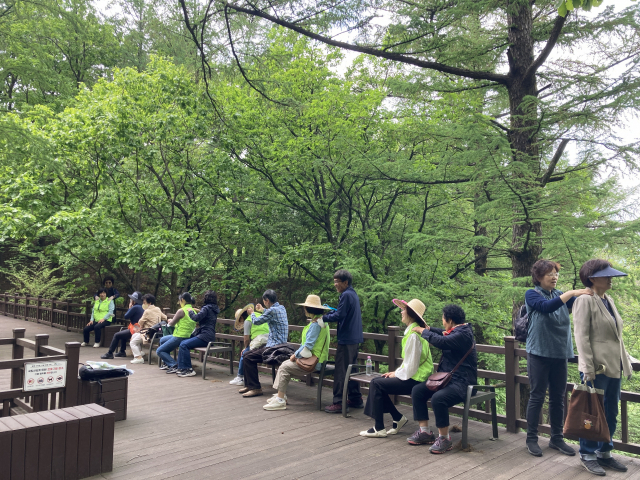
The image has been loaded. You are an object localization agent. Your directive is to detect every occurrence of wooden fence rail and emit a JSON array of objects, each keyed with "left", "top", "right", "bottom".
[{"left": 2, "top": 292, "right": 640, "bottom": 454}]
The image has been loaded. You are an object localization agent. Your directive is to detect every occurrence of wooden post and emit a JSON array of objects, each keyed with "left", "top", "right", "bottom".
[
  {"left": 62, "top": 342, "right": 81, "bottom": 408},
  {"left": 36, "top": 296, "right": 42, "bottom": 324},
  {"left": 14, "top": 293, "right": 18, "bottom": 318},
  {"left": 11, "top": 328, "right": 26, "bottom": 389},
  {"left": 85, "top": 300, "right": 92, "bottom": 326},
  {"left": 621, "top": 400, "right": 628, "bottom": 443},
  {"left": 23, "top": 295, "right": 28, "bottom": 321},
  {"left": 50, "top": 297, "right": 56, "bottom": 327},
  {"left": 387, "top": 325, "right": 401, "bottom": 404},
  {"left": 66, "top": 299, "right": 71, "bottom": 332},
  {"left": 504, "top": 336, "right": 520, "bottom": 433},
  {"left": 31, "top": 334, "right": 50, "bottom": 412}
]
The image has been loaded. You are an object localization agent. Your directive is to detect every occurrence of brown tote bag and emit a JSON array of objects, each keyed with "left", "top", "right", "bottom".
[
  {"left": 426, "top": 342, "right": 475, "bottom": 392},
  {"left": 295, "top": 329, "right": 329, "bottom": 373},
  {"left": 563, "top": 383, "right": 610, "bottom": 443}
]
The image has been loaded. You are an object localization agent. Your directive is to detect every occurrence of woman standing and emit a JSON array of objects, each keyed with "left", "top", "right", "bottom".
[
  {"left": 177, "top": 290, "right": 220, "bottom": 377},
  {"left": 524, "top": 259, "right": 592, "bottom": 457},
  {"left": 359, "top": 298, "right": 433, "bottom": 438},
  {"left": 573, "top": 260, "right": 634, "bottom": 476}
]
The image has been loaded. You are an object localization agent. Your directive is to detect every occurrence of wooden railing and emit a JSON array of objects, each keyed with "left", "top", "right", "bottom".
[
  {"left": 2, "top": 292, "right": 640, "bottom": 453},
  {"left": 0, "top": 327, "right": 80, "bottom": 416}
]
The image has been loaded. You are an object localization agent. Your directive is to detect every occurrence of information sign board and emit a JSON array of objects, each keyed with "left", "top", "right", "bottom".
[{"left": 23, "top": 360, "right": 67, "bottom": 392}]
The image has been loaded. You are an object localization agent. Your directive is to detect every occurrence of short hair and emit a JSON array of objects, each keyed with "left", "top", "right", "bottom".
[
  {"left": 262, "top": 289, "right": 277, "bottom": 304},
  {"left": 240, "top": 311, "right": 249, "bottom": 321},
  {"left": 531, "top": 259, "right": 560, "bottom": 286},
  {"left": 179, "top": 292, "right": 195, "bottom": 305},
  {"left": 333, "top": 269, "right": 353, "bottom": 286},
  {"left": 96, "top": 288, "right": 107, "bottom": 295},
  {"left": 203, "top": 290, "right": 218, "bottom": 305},
  {"left": 142, "top": 294, "right": 156, "bottom": 305},
  {"left": 406, "top": 307, "right": 427, "bottom": 328},
  {"left": 103, "top": 276, "right": 115, "bottom": 284},
  {"left": 443, "top": 304, "right": 466, "bottom": 325},
  {"left": 305, "top": 306, "right": 326, "bottom": 316},
  {"left": 579, "top": 259, "right": 612, "bottom": 287}
]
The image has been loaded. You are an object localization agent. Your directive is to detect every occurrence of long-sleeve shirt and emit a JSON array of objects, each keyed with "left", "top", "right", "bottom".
[
  {"left": 295, "top": 321, "right": 321, "bottom": 358},
  {"left": 251, "top": 302, "right": 288, "bottom": 347},
  {"left": 525, "top": 287, "right": 574, "bottom": 359},
  {"left": 188, "top": 304, "right": 219, "bottom": 343},
  {"left": 138, "top": 305, "right": 167, "bottom": 330},
  {"left": 395, "top": 325, "right": 422, "bottom": 380},
  {"left": 321, "top": 286, "right": 363, "bottom": 345},
  {"left": 421, "top": 323, "right": 477, "bottom": 386},
  {"left": 124, "top": 304, "right": 144, "bottom": 324}
]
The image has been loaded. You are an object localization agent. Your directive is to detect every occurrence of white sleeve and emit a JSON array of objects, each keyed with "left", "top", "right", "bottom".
[{"left": 395, "top": 334, "right": 421, "bottom": 381}]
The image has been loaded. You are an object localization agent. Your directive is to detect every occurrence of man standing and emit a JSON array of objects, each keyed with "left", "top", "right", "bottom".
[
  {"left": 240, "top": 289, "right": 289, "bottom": 398},
  {"left": 323, "top": 269, "right": 364, "bottom": 413}
]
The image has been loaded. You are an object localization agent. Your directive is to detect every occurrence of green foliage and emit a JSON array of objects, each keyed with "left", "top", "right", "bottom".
[{"left": 1, "top": 252, "right": 76, "bottom": 298}]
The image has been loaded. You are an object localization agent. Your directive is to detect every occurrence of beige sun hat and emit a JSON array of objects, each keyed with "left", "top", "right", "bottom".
[
  {"left": 392, "top": 298, "right": 427, "bottom": 327},
  {"left": 234, "top": 304, "right": 254, "bottom": 331},
  {"left": 295, "top": 295, "right": 331, "bottom": 311}
]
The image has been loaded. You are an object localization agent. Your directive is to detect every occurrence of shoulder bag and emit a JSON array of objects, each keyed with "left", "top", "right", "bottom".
[
  {"left": 296, "top": 329, "right": 329, "bottom": 373},
  {"left": 426, "top": 341, "right": 475, "bottom": 392}
]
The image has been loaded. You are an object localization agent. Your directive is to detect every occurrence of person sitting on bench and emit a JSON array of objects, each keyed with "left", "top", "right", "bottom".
[
  {"left": 360, "top": 298, "right": 433, "bottom": 437},
  {"left": 176, "top": 290, "right": 220, "bottom": 377},
  {"left": 408, "top": 304, "right": 477, "bottom": 454},
  {"left": 229, "top": 304, "right": 268, "bottom": 386},
  {"left": 130, "top": 293, "right": 167, "bottom": 364},
  {"left": 263, "top": 295, "right": 331, "bottom": 410},
  {"left": 101, "top": 291, "right": 144, "bottom": 359},
  {"left": 158, "top": 292, "right": 196, "bottom": 373},
  {"left": 82, "top": 288, "right": 114, "bottom": 347},
  {"left": 239, "top": 289, "right": 288, "bottom": 397}
]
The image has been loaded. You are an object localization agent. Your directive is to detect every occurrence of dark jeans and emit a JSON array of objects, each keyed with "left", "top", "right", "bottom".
[
  {"left": 83, "top": 321, "right": 108, "bottom": 343},
  {"left": 108, "top": 330, "right": 132, "bottom": 354},
  {"left": 178, "top": 337, "right": 208, "bottom": 370},
  {"left": 243, "top": 346, "right": 268, "bottom": 390},
  {"left": 364, "top": 376, "right": 420, "bottom": 430},
  {"left": 526, "top": 353, "right": 568, "bottom": 442},
  {"left": 332, "top": 343, "right": 362, "bottom": 404},
  {"left": 238, "top": 346, "right": 250, "bottom": 376},
  {"left": 579, "top": 373, "right": 621, "bottom": 459},
  {"left": 411, "top": 379, "right": 467, "bottom": 428}
]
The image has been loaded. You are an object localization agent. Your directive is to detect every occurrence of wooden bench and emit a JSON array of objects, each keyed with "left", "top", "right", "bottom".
[
  {"left": 77, "top": 376, "right": 129, "bottom": 421},
  {"left": 0, "top": 404, "right": 115, "bottom": 480},
  {"left": 343, "top": 366, "right": 502, "bottom": 449},
  {"left": 196, "top": 342, "right": 234, "bottom": 380}
]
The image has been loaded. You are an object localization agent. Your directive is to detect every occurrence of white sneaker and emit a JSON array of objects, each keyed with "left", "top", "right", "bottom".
[
  {"left": 359, "top": 427, "right": 388, "bottom": 438},
  {"left": 93, "top": 343, "right": 100, "bottom": 348},
  {"left": 80, "top": 342, "right": 87, "bottom": 347},
  {"left": 387, "top": 415, "right": 408, "bottom": 435},
  {"left": 263, "top": 398, "right": 287, "bottom": 410},
  {"left": 229, "top": 376, "right": 244, "bottom": 386},
  {"left": 267, "top": 394, "right": 288, "bottom": 404},
  {"left": 130, "top": 357, "right": 145, "bottom": 364}
]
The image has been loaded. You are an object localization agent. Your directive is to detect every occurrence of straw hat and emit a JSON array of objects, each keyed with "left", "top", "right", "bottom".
[
  {"left": 392, "top": 298, "right": 427, "bottom": 327},
  {"left": 234, "top": 304, "right": 254, "bottom": 331},
  {"left": 295, "top": 295, "right": 331, "bottom": 311}
]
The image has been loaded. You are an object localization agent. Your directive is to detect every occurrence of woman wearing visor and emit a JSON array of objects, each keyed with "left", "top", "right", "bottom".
[{"left": 573, "top": 260, "right": 636, "bottom": 476}]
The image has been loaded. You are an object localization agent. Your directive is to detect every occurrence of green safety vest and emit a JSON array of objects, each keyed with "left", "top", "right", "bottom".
[
  {"left": 93, "top": 299, "right": 112, "bottom": 322},
  {"left": 401, "top": 322, "right": 434, "bottom": 382},
  {"left": 173, "top": 305, "right": 197, "bottom": 338},
  {"left": 247, "top": 312, "right": 269, "bottom": 340},
  {"left": 301, "top": 320, "right": 330, "bottom": 364}
]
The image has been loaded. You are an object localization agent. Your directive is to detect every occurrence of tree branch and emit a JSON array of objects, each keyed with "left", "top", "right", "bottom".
[
  {"left": 524, "top": 14, "right": 567, "bottom": 80},
  {"left": 540, "top": 138, "right": 569, "bottom": 186}
]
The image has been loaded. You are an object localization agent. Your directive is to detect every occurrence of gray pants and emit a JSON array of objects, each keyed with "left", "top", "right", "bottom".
[{"left": 273, "top": 359, "right": 308, "bottom": 393}]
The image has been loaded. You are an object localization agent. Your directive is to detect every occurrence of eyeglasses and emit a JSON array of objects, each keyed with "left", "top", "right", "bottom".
[{"left": 545, "top": 273, "right": 559, "bottom": 278}]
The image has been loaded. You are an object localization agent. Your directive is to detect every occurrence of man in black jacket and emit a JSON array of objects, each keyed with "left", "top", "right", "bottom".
[{"left": 322, "top": 269, "right": 364, "bottom": 413}]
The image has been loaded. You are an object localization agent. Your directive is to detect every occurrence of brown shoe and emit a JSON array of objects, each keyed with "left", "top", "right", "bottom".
[
  {"left": 242, "top": 389, "right": 263, "bottom": 398},
  {"left": 239, "top": 387, "right": 250, "bottom": 394}
]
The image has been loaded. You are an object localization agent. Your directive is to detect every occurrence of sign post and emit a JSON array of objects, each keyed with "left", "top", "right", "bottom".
[{"left": 24, "top": 360, "right": 67, "bottom": 392}]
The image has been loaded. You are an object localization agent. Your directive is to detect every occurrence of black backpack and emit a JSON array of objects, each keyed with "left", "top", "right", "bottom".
[
  {"left": 514, "top": 303, "right": 529, "bottom": 343},
  {"left": 79, "top": 364, "right": 130, "bottom": 381}
]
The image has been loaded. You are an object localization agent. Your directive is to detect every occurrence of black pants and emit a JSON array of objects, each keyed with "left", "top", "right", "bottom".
[
  {"left": 526, "top": 352, "right": 567, "bottom": 442},
  {"left": 108, "top": 330, "right": 132, "bottom": 354},
  {"left": 364, "top": 376, "right": 420, "bottom": 430},
  {"left": 333, "top": 343, "right": 362, "bottom": 404},
  {"left": 83, "top": 321, "right": 108, "bottom": 343},
  {"left": 243, "top": 346, "right": 268, "bottom": 390},
  {"left": 411, "top": 379, "right": 467, "bottom": 429}
]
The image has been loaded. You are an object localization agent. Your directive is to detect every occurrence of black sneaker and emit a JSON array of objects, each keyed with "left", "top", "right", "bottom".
[
  {"left": 114, "top": 352, "right": 127, "bottom": 358},
  {"left": 159, "top": 363, "right": 169, "bottom": 370},
  {"left": 166, "top": 367, "right": 179, "bottom": 374},
  {"left": 526, "top": 440, "right": 543, "bottom": 457},
  {"left": 100, "top": 352, "right": 114, "bottom": 359},
  {"left": 598, "top": 456, "right": 628, "bottom": 472},
  {"left": 348, "top": 399, "right": 364, "bottom": 409},
  {"left": 581, "top": 458, "right": 606, "bottom": 476},
  {"left": 177, "top": 368, "right": 196, "bottom": 377},
  {"left": 407, "top": 429, "right": 436, "bottom": 445},
  {"left": 549, "top": 438, "right": 575, "bottom": 456}
]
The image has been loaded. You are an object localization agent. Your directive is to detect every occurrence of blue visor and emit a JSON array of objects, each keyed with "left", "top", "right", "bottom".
[{"left": 589, "top": 266, "right": 628, "bottom": 278}]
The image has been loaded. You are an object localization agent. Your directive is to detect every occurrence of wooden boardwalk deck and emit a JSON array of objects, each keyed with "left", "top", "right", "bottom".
[{"left": 2, "top": 314, "right": 640, "bottom": 480}]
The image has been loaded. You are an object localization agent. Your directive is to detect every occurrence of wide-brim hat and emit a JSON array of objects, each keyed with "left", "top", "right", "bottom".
[
  {"left": 589, "top": 266, "right": 628, "bottom": 278},
  {"left": 295, "top": 295, "right": 331, "bottom": 311},
  {"left": 234, "top": 304, "right": 254, "bottom": 331},
  {"left": 392, "top": 298, "right": 427, "bottom": 328},
  {"left": 128, "top": 292, "right": 143, "bottom": 305}
]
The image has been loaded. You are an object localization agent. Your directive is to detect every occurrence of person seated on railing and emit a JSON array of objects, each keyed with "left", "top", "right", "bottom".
[
  {"left": 239, "top": 289, "right": 289, "bottom": 397},
  {"left": 130, "top": 293, "right": 167, "bottom": 364},
  {"left": 263, "top": 295, "right": 331, "bottom": 411},
  {"left": 174, "top": 290, "right": 220, "bottom": 378},
  {"left": 157, "top": 292, "right": 196, "bottom": 374},
  {"left": 81, "top": 288, "right": 114, "bottom": 347},
  {"left": 409, "top": 304, "right": 476, "bottom": 454},
  {"left": 359, "top": 298, "right": 433, "bottom": 437},
  {"left": 573, "top": 259, "right": 636, "bottom": 476},
  {"left": 101, "top": 291, "right": 144, "bottom": 360},
  {"left": 524, "top": 259, "right": 592, "bottom": 458},
  {"left": 229, "top": 304, "right": 267, "bottom": 386},
  {"left": 94, "top": 276, "right": 120, "bottom": 302}
]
